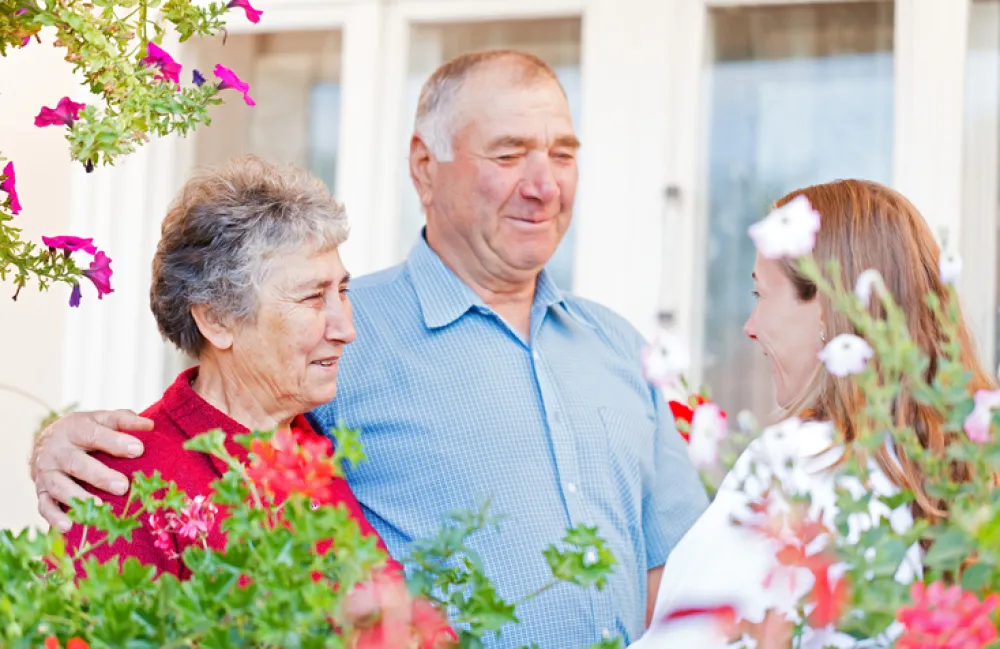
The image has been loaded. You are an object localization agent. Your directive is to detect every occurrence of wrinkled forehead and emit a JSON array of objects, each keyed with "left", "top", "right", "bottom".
[{"left": 453, "top": 71, "right": 576, "bottom": 143}]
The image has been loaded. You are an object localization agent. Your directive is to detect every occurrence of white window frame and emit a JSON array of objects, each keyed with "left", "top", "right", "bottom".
[{"left": 663, "top": 0, "right": 978, "bottom": 389}]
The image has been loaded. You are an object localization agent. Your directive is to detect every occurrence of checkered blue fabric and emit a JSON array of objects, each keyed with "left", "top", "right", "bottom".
[{"left": 310, "top": 235, "right": 708, "bottom": 648}]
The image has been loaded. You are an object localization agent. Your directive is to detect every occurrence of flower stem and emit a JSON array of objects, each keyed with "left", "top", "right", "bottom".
[
  {"left": 0, "top": 383, "right": 56, "bottom": 413},
  {"left": 139, "top": 0, "right": 148, "bottom": 47}
]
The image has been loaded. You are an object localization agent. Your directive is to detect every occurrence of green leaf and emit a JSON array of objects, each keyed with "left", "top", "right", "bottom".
[
  {"left": 183, "top": 428, "right": 227, "bottom": 457},
  {"left": 924, "top": 528, "right": 975, "bottom": 571},
  {"left": 961, "top": 562, "right": 991, "bottom": 591}
]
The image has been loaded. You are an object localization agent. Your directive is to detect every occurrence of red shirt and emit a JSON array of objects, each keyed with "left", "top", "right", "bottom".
[{"left": 64, "top": 367, "right": 401, "bottom": 579}]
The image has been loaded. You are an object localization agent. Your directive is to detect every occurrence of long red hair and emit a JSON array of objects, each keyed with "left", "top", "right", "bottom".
[{"left": 775, "top": 179, "right": 995, "bottom": 521}]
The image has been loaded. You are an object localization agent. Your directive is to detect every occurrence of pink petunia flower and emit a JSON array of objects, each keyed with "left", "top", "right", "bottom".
[
  {"left": 1, "top": 161, "right": 21, "bottom": 215},
  {"left": 42, "top": 235, "right": 97, "bottom": 255},
  {"left": 34, "top": 97, "right": 86, "bottom": 128},
  {"left": 214, "top": 64, "right": 255, "bottom": 106},
  {"left": 226, "top": 0, "right": 263, "bottom": 23},
  {"left": 141, "top": 42, "right": 182, "bottom": 85},
  {"left": 82, "top": 250, "right": 114, "bottom": 299}
]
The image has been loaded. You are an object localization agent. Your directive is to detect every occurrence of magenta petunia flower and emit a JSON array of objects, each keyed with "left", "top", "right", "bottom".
[
  {"left": 82, "top": 250, "right": 114, "bottom": 299},
  {"left": 14, "top": 8, "right": 31, "bottom": 46},
  {"left": 34, "top": 97, "right": 86, "bottom": 128},
  {"left": 214, "top": 64, "right": 255, "bottom": 106},
  {"left": 42, "top": 235, "right": 98, "bottom": 255},
  {"left": 226, "top": 0, "right": 263, "bottom": 23},
  {"left": 68, "top": 283, "right": 82, "bottom": 308},
  {"left": 1, "top": 162, "right": 21, "bottom": 215},
  {"left": 141, "top": 42, "right": 182, "bottom": 85}
]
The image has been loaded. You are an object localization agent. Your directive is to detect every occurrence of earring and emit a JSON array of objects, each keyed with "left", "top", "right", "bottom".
[{"left": 820, "top": 331, "right": 827, "bottom": 343}]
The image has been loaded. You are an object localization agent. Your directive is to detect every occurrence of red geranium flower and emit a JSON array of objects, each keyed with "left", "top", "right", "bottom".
[{"left": 896, "top": 581, "right": 999, "bottom": 649}]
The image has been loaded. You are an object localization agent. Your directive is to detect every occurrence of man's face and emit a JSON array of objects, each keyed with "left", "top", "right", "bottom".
[{"left": 422, "top": 68, "right": 579, "bottom": 282}]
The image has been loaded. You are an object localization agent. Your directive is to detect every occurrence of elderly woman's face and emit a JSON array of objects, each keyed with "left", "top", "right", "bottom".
[{"left": 229, "top": 247, "right": 356, "bottom": 411}]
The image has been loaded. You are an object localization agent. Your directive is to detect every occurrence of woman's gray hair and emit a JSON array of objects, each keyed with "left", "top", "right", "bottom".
[{"left": 150, "top": 154, "right": 349, "bottom": 357}]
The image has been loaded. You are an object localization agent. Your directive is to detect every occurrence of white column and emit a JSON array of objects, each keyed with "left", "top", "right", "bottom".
[
  {"left": 892, "top": 0, "right": 971, "bottom": 244},
  {"left": 960, "top": 0, "right": 1000, "bottom": 365},
  {"left": 336, "top": 0, "right": 389, "bottom": 278},
  {"left": 573, "top": 0, "right": 678, "bottom": 341}
]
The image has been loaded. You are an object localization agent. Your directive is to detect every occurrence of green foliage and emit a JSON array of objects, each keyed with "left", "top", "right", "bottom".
[
  {"left": 0, "top": 425, "right": 619, "bottom": 648},
  {"left": 0, "top": 0, "right": 241, "bottom": 299}
]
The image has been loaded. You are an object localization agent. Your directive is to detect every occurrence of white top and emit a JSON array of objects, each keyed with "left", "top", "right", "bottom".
[{"left": 630, "top": 419, "right": 920, "bottom": 649}]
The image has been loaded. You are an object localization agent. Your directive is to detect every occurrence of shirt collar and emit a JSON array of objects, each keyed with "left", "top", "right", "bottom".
[{"left": 405, "top": 232, "right": 570, "bottom": 330}]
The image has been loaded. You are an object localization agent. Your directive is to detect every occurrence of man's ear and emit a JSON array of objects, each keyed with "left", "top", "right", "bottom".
[
  {"left": 191, "top": 304, "right": 234, "bottom": 351},
  {"left": 409, "top": 134, "right": 436, "bottom": 209}
]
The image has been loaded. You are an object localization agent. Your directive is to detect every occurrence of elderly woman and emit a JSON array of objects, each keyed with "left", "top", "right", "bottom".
[{"left": 64, "top": 154, "right": 397, "bottom": 578}]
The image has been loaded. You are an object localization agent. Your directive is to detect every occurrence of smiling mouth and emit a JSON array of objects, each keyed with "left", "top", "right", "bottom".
[{"left": 311, "top": 358, "right": 339, "bottom": 367}]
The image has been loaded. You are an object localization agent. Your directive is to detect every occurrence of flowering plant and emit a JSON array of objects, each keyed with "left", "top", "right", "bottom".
[
  {"left": 1, "top": 0, "right": 260, "bottom": 304},
  {"left": 646, "top": 196, "right": 1000, "bottom": 649},
  {"left": 0, "top": 424, "right": 621, "bottom": 649}
]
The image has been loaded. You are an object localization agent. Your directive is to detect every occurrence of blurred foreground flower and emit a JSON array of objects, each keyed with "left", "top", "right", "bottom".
[
  {"left": 344, "top": 570, "right": 457, "bottom": 649},
  {"left": 642, "top": 329, "right": 690, "bottom": 388},
  {"left": 748, "top": 195, "right": 821, "bottom": 260},
  {"left": 896, "top": 581, "right": 998, "bottom": 649},
  {"left": 818, "top": 334, "right": 874, "bottom": 377}
]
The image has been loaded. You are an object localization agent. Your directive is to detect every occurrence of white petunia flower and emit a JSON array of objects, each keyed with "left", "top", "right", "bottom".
[
  {"left": 939, "top": 250, "right": 962, "bottom": 285},
  {"left": 818, "top": 334, "right": 874, "bottom": 377},
  {"left": 747, "top": 195, "right": 822, "bottom": 259},
  {"left": 641, "top": 329, "right": 690, "bottom": 388},
  {"left": 854, "top": 269, "right": 884, "bottom": 307},
  {"left": 688, "top": 402, "right": 728, "bottom": 468}
]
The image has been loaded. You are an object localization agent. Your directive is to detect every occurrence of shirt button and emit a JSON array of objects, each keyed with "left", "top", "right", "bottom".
[
  {"left": 552, "top": 411, "right": 562, "bottom": 425},
  {"left": 532, "top": 350, "right": 540, "bottom": 361},
  {"left": 602, "top": 629, "right": 611, "bottom": 640},
  {"left": 567, "top": 482, "right": 578, "bottom": 494}
]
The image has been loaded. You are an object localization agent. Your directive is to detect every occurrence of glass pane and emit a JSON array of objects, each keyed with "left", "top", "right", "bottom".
[
  {"left": 193, "top": 31, "right": 342, "bottom": 192},
  {"left": 963, "top": 0, "right": 1000, "bottom": 369},
  {"left": 165, "top": 31, "right": 343, "bottom": 382},
  {"left": 701, "top": 3, "right": 894, "bottom": 420},
  {"left": 401, "top": 19, "right": 582, "bottom": 291}
]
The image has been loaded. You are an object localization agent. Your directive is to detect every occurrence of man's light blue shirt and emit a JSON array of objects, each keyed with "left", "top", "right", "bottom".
[{"left": 311, "top": 235, "right": 708, "bottom": 648}]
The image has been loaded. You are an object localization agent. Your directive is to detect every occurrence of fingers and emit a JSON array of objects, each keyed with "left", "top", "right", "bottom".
[
  {"left": 64, "top": 449, "right": 130, "bottom": 495},
  {"left": 67, "top": 411, "right": 147, "bottom": 458},
  {"left": 38, "top": 491, "right": 73, "bottom": 533},
  {"left": 37, "top": 467, "right": 106, "bottom": 508},
  {"left": 93, "top": 409, "right": 154, "bottom": 434},
  {"left": 31, "top": 410, "right": 140, "bottom": 520}
]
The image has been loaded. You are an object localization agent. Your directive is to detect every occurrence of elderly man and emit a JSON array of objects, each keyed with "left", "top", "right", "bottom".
[{"left": 31, "top": 50, "right": 708, "bottom": 648}]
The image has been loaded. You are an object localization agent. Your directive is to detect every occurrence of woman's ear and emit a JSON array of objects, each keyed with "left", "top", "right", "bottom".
[{"left": 191, "top": 304, "right": 234, "bottom": 351}]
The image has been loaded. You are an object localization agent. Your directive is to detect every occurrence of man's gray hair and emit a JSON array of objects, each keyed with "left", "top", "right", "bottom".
[
  {"left": 150, "top": 154, "right": 349, "bottom": 357},
  {"left": 414, "top": 49, "right": 563, "bottom": 161}
]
